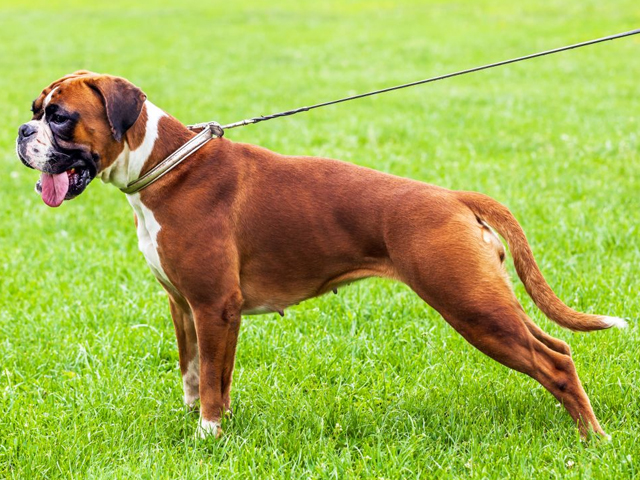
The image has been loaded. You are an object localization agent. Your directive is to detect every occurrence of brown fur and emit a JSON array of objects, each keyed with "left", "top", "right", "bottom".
[
  {"left": 136, "top": 133, "right": 613, "bottom": 437},
  {"left": 26, "top": 74, "right": 623, "bottom": 438}
]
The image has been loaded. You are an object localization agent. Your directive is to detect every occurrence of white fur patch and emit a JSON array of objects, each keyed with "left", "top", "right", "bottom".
[
  {"left": 16, "top": 119, "right": 54, "bottom": 171},
  {"left": 98, "top": 100, "right": 166, "bottom": 188},
  {"left": 196, "top": 418, "right": 221, "bottom": 439},
  {"left": 43, "top": 87, "right": 58, "bottom": 108},
  {"left": 99, "top": 143, "right": 130, "bottom": 187},
  {"left": 129, "top": 101, "right": 165, "bottom": 177},
  {"left": 600, "top": 316, "right": 628, "bottom": 329},
  {"left": 97, "top": 100, "right": 173, "bottom": 289},
  {"left": 127, "top": 193, "right": 173, "bottom": 288},
  {"left": 182, "top": 355, "right": 200, "bottom": 407}
]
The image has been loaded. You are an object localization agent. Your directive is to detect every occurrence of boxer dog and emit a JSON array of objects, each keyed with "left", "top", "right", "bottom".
[{"left": 16, "top": 71, "right": 626, "bottom": 439}]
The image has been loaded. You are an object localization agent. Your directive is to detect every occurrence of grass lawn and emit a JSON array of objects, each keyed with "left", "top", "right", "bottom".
[{"left": 1, "top": 0, "right": 639, "bottom": 478}]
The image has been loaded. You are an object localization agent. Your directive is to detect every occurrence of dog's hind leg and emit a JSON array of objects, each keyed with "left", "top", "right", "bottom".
[
  {"left": 443, "top": 300, "right": 605, "bottom": 437},
  {"left": 518, "top": 307, "right": 572, "bottom": 357},
  {"left": 388, "top": 213, "right": 606, "bottom": 438}
]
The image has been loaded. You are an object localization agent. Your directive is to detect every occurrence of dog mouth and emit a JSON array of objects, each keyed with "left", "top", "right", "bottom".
[{"left": 35, "top": 167, "right": 92, "bottom": 207}]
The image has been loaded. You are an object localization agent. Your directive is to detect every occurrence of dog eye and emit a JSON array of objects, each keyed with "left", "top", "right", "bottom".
[{"left": 50, "top": 113, "right": 69, "bottom": 124}]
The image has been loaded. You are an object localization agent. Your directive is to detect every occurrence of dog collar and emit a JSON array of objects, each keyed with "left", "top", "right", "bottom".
[{"left": 120, "top": 122, "right": 224, "bottom": 195}]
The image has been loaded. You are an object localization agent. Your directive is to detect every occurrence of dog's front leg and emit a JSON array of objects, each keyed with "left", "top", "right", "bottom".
[
  {"left": 166, "top": 294, "right": 200, "bottom": 408},
  {"left": 193, "top": 289, "right": 243, "bottom": 439}
]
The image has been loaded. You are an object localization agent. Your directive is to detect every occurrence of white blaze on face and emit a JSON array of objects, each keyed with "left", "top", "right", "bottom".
[
  {"left": 99, "top": 100, "right": 166, "bottom": 188},
  {"left": 43, "top": 87, "right": 58, "bottom": 108}
]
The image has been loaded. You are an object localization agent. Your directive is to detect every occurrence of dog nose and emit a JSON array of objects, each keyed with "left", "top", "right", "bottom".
[{"left": 19, "top": 123, "right": 37, "bottom": 139}]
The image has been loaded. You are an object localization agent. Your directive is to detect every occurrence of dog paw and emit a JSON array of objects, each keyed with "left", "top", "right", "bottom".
[
  {"left": 222, "top": 397, "right": 233, "bottom": 418},
  {"left": 196, "top": 418, "right": 223, "bottom": 439},
  {"left": 184, "top": 392, "right": 200, "bottom": 410},
  {"left": 598, "top": 431, "right": 612, "bottom": 442},
  {"left": 580, "top": 428, "right": 612, "bottom": 443}
]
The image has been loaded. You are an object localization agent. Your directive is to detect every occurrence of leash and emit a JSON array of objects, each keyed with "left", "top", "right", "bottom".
[{"left": 121, "top": 28, "right": 640, "bottom": 195}]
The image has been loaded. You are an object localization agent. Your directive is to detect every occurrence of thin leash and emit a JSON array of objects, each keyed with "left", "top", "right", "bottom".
[
  {"left": 121, "top": 28, "right": 640, "bottom": 194},
  {"left": 189, "top": 28, "right": 640, "bottom": 132}
]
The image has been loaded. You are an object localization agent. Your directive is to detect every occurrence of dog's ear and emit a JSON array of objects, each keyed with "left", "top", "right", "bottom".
[{"left": 86, "top": 75, "right": 147, "bottom": 142}]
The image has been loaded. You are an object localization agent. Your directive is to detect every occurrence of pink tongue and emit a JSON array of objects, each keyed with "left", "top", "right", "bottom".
[{"left": 40, "top": 172, "right": 69, "bottom": 207}]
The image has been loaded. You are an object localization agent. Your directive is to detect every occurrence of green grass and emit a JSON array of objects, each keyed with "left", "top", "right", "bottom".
[{"left": 1, "top": 0, "right": 639, "bottom": 478}]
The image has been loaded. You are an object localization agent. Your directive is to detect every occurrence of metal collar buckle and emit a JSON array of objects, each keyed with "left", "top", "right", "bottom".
[{"left": 120, "top": 122, "right": 223, "bottom": 195}]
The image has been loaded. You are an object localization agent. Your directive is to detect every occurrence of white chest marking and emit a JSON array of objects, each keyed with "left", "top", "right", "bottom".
[
  {"left": 127, "top": 193, "right": 173, "bottom": 287},
  {"left": 94, "top": 100, "right": 172, "bottom": 285}
]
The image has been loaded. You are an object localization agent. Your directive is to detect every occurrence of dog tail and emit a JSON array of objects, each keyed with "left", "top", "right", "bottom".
[{"left": 456, "top": 190, "right": 626, "bottom": 332}]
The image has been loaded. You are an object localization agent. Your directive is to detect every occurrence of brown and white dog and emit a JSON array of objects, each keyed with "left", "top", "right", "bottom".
[{"left": 16, "top": 71, "right": 626, "bottom": 439}]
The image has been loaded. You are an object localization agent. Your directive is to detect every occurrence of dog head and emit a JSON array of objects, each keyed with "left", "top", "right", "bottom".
[{"left": 16, "top": 71, "right": 147, "bottom": 207}]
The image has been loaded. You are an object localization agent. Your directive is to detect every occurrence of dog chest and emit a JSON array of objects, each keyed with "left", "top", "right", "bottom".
[{"left": 126, "top": 193, "right": 173, "bottom": 287}]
